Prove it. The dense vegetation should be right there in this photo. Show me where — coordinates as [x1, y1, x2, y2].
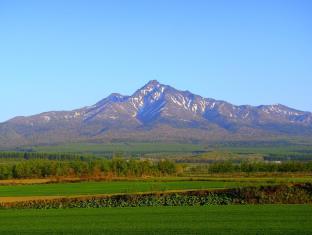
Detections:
[0, 158, 176, 179]
[1, 155, 312, 180]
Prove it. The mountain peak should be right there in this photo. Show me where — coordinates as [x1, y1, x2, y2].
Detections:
[141, 80, 164, 90]
[133, 80, 165, 97]
[108, 93, 124, 98]
[95, 93, 127, 107]
[106, 93, 127, 102]
[146, 80, 161, 87]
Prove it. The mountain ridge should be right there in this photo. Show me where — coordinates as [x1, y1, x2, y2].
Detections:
[1, 80, 312, 147]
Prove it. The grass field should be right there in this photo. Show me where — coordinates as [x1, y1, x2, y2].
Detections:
[0, 205, 311, 234]
[0, 180, 249, 197]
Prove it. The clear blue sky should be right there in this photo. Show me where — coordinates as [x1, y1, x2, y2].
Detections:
[0, 0, 311, 122]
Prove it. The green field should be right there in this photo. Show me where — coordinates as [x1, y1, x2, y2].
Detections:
[0, 180, 250, 197]
[1, 175, 311, 198]
[0, 205, 311, 234]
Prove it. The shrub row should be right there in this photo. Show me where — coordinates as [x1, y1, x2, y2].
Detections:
[1, 184, 311, 209]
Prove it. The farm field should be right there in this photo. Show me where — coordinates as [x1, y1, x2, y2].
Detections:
[0, 174, 311, 199]
[0, 205, 311, 234]
[0, 180, 252, 198]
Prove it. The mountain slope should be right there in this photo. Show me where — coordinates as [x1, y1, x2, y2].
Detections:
[1, 80, 312, 147]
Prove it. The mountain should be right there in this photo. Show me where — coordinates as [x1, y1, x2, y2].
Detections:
[1, 80, 312, 147]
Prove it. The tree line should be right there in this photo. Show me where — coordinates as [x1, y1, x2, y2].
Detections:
[189, 161, 312, 173]
[0, 158, 176, 180]
[0, 152, 96, 161]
